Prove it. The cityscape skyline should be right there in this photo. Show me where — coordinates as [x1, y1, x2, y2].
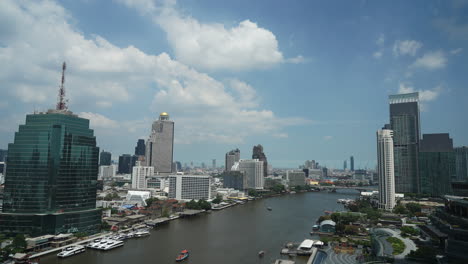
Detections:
[0, 0, 467, 169]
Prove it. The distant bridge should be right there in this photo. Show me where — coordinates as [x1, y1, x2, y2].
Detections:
[317, 185, 378, 192]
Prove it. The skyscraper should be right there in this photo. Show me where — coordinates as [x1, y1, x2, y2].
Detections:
[343, 160, 347, 170]
[118, 154, 136, 174]
[237, 159, 264, 189]
[145, 112, 174, 174]
[350, 156, 354, 171]
[0, 110, 101, 236]
[225, 148, 240, 172]
[212, 159, 216, 169]
[377, 129, 396, 210]
[0, 149, 7, 162]
[389, 92, 420, 193]
[132, 162, 154, 189]
[99, 151, 111, 166]
[252, 144, 268, 177]
[134, 139, 146, 156]
[419, 134, 455, 196]
[455, 147, 468, 182]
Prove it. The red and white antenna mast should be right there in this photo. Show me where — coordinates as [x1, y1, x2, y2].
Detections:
[56, 62, 68, 111]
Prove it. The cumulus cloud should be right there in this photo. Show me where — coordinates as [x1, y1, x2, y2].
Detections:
[120, 0, 303, 71]
[398, 82, 442, 111]
[0, 0, 306, 145]
[323, 136, 333, 141]
[393, 40, 422, 56]
[79, 112, 119, 128]
[411, 51, 447, 70]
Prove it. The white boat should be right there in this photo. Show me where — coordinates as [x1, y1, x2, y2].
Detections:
[88, 239, 109, 249]
[134, 229, 150, 237]
[57, 245, 86, 258]
[98, 240, 124, 250]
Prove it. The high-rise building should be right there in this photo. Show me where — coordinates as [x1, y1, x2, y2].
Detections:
[212, 159, 216, 169]
[99, 165, 116, 180]
[134, 139, 146, 156]
[99, 151, 112, 166]
[0, 110, 101, 236]
[350, 156, 355, 171]
[168, 175, 211, 200]
[419, 133, 455, 196]
[145, 112, 174, 174]
[174, 161, 182, 172]
[118, 154, 136, 174]
[286, 170, 306, 187]
[225, 148, 240, 172]
[377, 129, 396, 210]
[132, 162, 154, 189]
[343, 160, 347, 170]
[223, 171, 247, 190]
[389, 92, 420, 193]
[0, 149, 7, 162]
[455, 147, 468, 182]
[252, 145, 268, 177]
[237, 159, 264, 189]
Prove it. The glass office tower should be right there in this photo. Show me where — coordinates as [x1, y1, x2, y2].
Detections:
[389, 92, 420, 193]
[419, 133, 455, 196]
[0, 110, 101, 236]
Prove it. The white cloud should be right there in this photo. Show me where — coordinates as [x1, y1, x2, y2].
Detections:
[286, 55, 307, 64]
[0, 0, 306, 145]
[450, 48, 463, 55]
[79, 112, 119, 129]
[373, 51, 383, 59]
[376, 34, 385, 46]
[398, 82, 442, 111]
[393, 40, 422, 56]
[323, 136, 333, 141]
[411, 51, 447, 70]
[373, 34, 385, 59]
[120, 0, 302, 71]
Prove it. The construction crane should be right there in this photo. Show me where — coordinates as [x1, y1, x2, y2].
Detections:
[56, 62, 68, 111]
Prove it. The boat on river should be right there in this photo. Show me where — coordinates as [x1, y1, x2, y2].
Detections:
[267, 207, 272, 211]
[175, 249, 189, 262]
[57, 245, 85, 258]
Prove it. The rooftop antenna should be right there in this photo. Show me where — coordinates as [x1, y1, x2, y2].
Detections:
[56, 62, 68, 111]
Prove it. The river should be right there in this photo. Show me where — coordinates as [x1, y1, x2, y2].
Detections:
[42, 190, 359, 264]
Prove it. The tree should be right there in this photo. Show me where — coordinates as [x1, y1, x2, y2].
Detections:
[401, 226, 419, 237]
[11, 234, 26, 251]
[319, 215, 331, 223]
[344, 225, 359, 235]
[405, 203, 421, 215]
[248, 189, 259, 197]
[393, 204, 409, 215]
[212, 194, 222, 204]
[271, 184, 285, 193]
[145, 197, 159, 208]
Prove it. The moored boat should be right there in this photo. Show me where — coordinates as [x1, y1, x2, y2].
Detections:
[175, 249, 189, 262]
[57, 245, 86, 258]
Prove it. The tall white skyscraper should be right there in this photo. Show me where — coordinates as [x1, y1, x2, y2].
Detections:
[238, 159, 264, 189]
[132, 162, 154, 189]
[146, 112, 174, 174]
[377, 129, 396, 210]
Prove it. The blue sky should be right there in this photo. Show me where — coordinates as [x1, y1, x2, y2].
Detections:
[0, 0, 467, 168]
